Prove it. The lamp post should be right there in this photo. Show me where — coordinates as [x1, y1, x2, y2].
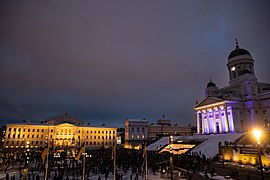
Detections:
[169, 135, 173, 180]
[82, 152, 89, 180]
[253, 129, 264, 180]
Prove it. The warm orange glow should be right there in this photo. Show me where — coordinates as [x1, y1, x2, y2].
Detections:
[252, 129, 262, 144]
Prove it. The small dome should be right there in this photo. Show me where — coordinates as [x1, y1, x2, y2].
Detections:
[228, 48, 251, 59]
[207, 81, 216, 88]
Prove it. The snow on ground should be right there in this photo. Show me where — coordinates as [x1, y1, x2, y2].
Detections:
[147, 133, 244, 158]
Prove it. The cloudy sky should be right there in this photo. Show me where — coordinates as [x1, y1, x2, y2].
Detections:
[1, 0, 270, 127]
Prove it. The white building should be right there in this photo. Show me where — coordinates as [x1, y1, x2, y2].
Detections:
[195, 40, 270, 134]
[124, 118, 148, 149]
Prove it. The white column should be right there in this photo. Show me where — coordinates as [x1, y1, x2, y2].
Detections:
[224, 105, 229, 132]
[212, 108, 216, 133]
[202, 110, 205, 134]
[206, 110, 210, 133]
[218, 107, 223, 133]
[197, 111, 201, 134]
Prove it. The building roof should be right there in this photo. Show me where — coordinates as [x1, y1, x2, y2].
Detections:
[45, 113, 83, 125]
[228, 47, 251, 59]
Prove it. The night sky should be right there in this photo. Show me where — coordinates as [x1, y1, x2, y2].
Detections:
[1, 1, 270, 127]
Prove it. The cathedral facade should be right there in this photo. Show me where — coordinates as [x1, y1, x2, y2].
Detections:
[194, 41, 270, 134]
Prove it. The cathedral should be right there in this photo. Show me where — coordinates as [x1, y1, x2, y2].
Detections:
[194, 40, 270, 134]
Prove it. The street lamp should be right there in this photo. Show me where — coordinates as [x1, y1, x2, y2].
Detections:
[252, 129, 264, 180]
[169, 135, 173, 180]
[82, 152, 89, 180]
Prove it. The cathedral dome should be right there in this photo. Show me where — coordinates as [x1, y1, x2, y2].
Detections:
[228, 48, 251, 59]
[228, 39, 251, 59]
[207, 80, 216, 88]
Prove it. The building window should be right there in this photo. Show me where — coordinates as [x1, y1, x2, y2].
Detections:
[142, 127, 144, 133]
[131, 135, 134, 138]
[37, 135, 38, 138]
[132, 127, 134, 133]
[42, 129, 44, 132]
[265, 119, 269, 128]
[51, 129, 53, 133]
[32, 135, 34, 138]
[137, 127, 140, 133]
[137, 135, 140, 138]
[33, 129, 35, 132]
[142, 135, 145, 139]
[28, 129, 30, 132]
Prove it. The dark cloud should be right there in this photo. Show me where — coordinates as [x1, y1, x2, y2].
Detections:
[0, 0, 270, 127]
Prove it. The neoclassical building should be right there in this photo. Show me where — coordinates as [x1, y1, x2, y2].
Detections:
[124, 116, 192, 149]
[195, 40, 270, 134]
[124, 118, 148, 149]
[3, 113, 117, 150]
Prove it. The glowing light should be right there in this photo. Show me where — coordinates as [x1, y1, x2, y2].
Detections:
[231, 67, 236, 71]
[253, 129, 262, 144]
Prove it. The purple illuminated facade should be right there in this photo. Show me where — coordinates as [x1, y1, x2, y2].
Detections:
[195, 41, 270, 134]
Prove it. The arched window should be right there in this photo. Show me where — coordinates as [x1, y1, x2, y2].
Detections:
[264, 119, 269, 128]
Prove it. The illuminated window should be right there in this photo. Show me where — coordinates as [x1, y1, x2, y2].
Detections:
[131, 135, 134, 138]
[137, 135, 140, 138]
[142, 135, 145, 138]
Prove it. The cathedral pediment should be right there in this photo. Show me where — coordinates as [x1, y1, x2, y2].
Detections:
[194, 97, 225, 110]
